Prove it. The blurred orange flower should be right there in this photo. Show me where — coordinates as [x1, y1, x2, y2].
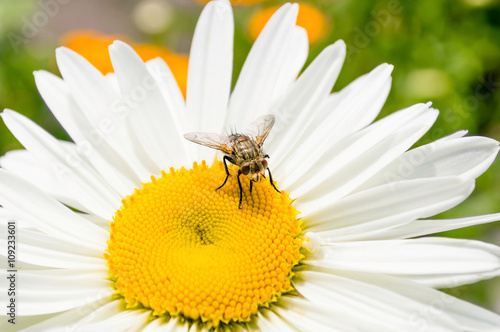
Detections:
[61, 31, 188, 97]
[248, 3, 330, 44]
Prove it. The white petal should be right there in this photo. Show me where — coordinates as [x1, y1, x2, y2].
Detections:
[305, 237, 500, 288]
[0, 169, 108, 250]
[186, 0, 233, 162]
[77, 211, 110, 229]
[1, 109, 121, 218]
[367, 213, 500, 240]
[306, 269, 500, 332]
[0, 208, 23, 227]
[325, 62, 393, 139]
[267, 40, 346, 165]
[77, 305, 149, 332]
[16, 299, 113, 332]
[326, 62, 393, 139]
[65, 301, 124, 331]
[145, 58, 185, 116]
[271, 26, 309, 104]
[143, 318, 190, 332]
[104, 72, 120, 91]
[17, 300, 146, 332]
[275, 297, 359, 332]
[0, 149, 89, 212]
[358, 135, 499, 191]
[308, 177, 474, 242]
[34, 70, 139, 196]
[187, 324, 210, 332]
[55, 46, 156, 182]
[287, 104, 438, 201]
[142, 319, 163, 331]
[436, 129, 468, 141]
[145, 58, 190, 163]
[294, 104, 438, 215]
[226, 3, 299, 128]
[252, 311, 297, 332]
[0, 209, 34, 232]
[294, 271, 462, 331]
[0, 314, 58, 331]
[0, 228, 106, 269]
[284, 103, 437, 198]
[15, 268, 112, 315]
[109, 41, 191, 170]
[272, 63, 393, 180]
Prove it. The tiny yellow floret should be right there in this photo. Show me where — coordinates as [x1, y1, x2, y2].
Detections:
[106, 161, 301, 326]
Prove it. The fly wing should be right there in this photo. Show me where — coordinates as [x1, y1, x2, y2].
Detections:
[245, 115, 275, 147]
[183, 132, 234, 155]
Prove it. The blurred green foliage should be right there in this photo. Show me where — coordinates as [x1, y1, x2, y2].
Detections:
[0, 0, 499, 313]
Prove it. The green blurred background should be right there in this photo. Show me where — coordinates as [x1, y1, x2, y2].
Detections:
[0, 0, 499, 313]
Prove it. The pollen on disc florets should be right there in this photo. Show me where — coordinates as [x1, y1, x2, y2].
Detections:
[105, 160, 302, 327]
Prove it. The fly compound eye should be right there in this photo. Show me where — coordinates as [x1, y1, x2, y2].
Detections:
[261, 159, 268, 169]
[241, 164, 250, 175]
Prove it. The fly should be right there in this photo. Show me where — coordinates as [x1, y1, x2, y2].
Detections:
[184, 114, 280, 209]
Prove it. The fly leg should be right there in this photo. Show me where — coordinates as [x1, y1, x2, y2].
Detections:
[237, 169, 244, 209]
[267, 167, 280, 193]
[249, 181, 253, 193]
[216, 155, 234, 191]
[263, 155, 280, 194]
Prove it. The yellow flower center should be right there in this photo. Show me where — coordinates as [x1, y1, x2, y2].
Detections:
[105, 161, 302, 327]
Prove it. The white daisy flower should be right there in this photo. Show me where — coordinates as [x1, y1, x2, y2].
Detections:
[2, 0, 500, 331]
